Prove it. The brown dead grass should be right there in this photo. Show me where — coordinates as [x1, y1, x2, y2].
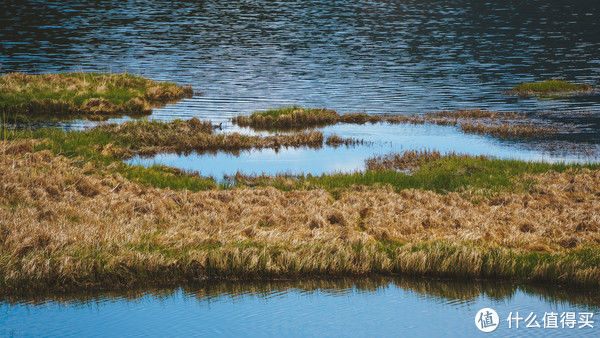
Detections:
[325, 134, 364, 147]
[2, 143, 600, 291]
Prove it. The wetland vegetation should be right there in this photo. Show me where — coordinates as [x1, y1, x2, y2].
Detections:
[1, 73, 599, 295]
[504, 79, 596, 97]
[233, 107, 561, 140]
[3, 121, 600, 293]
[0, 72, 193, 122]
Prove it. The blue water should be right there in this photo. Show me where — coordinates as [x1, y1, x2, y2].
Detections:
[1, 279, 599, 337]
[127, 122, 598, 177]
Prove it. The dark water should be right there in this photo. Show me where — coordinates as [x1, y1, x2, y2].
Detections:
[2, 0, 600, 123]
[2, 278, 600, 337]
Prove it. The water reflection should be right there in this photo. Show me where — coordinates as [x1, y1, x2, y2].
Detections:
[128, 123, 600, 177]
[2, 277, 599, 337]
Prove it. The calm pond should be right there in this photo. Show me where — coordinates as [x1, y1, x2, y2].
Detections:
[2, 0, 600, 335]
[2, 278, 600, 337]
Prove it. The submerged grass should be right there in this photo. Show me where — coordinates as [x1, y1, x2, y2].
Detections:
[0, 72, 194, 121]
[504, 79, 596, 97]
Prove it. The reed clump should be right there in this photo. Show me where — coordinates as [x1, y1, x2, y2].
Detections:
[232, 106, 339, 130]
[0, 72, 194, 121]
[325, 134, 364, 147]
[2, 145, 600, 292]
[504, 79, 596, 97]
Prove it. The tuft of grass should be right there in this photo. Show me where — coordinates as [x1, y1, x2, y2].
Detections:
[232, 106, 340, 130]
[504, 79, 595, 97]
[325, 134, 364, 147]
[0, 72, 194, 121]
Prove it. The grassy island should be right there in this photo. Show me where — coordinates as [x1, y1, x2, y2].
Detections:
[233, 107, 558, 140]
[0, 72, 194, 121]
[1, 120, 600, 293]
[504, 79, 595, 97]
[232, 106, 340, 130]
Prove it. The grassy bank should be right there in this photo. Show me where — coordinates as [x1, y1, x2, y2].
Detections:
[0, 72, 193, 121]
[232, 107, 559, 140]
[504, 79, 596, 97]
[2, 136, 600, 292]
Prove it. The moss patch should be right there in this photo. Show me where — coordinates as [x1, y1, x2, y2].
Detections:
[504, 79, 595, 97]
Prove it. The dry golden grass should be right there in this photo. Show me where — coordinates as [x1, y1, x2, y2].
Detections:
[459, 122, 557, 139]
[0, 72, 193, 121]
[2, 143, 600, 292]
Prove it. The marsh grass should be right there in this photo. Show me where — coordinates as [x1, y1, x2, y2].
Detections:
[0, 72, 194, 121]
[232, 106, 339, 130]
[235, 151, 600, 194]
[2, 145, 600, 292]
[5, 118, 325, 160]
[233, 107, 561, 140]
[504, 79, 596, 97]
[325, 134, 365, 147]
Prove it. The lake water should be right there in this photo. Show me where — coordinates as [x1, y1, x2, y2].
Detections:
[2, 1, 600, 334]
[4, 0, 600, 173]
[128, 122, 600, 177]
[2, 278, 599, 337]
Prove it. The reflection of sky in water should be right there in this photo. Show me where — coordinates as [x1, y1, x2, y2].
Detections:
[1, 282, 596, 337]
[128, 123, 598, 177]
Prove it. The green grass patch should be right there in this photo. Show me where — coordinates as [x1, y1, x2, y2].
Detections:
[120, 164, 217, 191]
[505, 79, 594, 97]
[0, 72, 193, 121]
[232, 106, 340, 130]
[249, 106, 331, 119]
[238, 156, 600, 194]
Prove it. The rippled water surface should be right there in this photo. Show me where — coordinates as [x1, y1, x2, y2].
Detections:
[2, 278, 600, 337]
[2, 0, 600, 122]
